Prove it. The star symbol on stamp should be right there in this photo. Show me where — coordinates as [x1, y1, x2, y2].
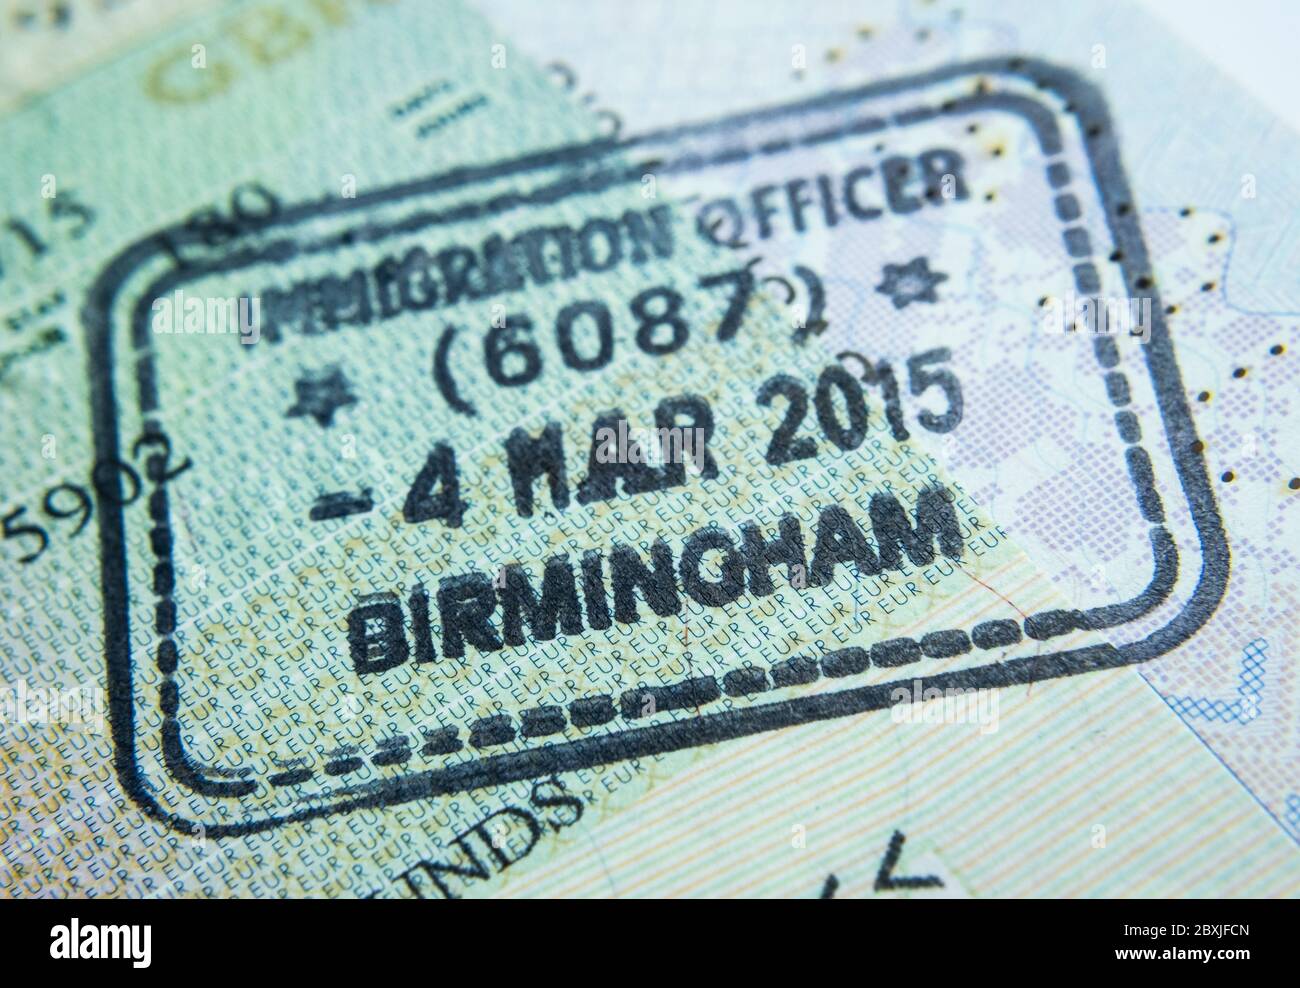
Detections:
[875, 256, 948, 309]
[286, 366, 357, 428]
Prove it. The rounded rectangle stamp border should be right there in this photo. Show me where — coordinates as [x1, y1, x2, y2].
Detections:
[83, 57, 1227, 836]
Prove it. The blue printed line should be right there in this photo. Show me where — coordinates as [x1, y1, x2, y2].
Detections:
[1163, 638, 1267, 725]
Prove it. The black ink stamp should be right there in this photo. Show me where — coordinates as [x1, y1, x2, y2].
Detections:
[85, 59, 1226, 835]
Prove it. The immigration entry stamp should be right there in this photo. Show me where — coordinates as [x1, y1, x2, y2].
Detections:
[85, 58, 1223, 835]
